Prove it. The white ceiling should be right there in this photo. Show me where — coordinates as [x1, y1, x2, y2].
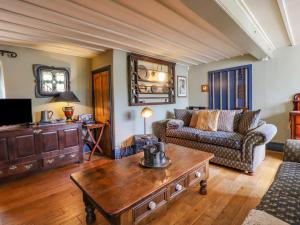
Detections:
[0, 0, 298, 64]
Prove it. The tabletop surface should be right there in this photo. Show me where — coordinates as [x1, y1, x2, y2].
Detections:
[70, 144, 214, 216]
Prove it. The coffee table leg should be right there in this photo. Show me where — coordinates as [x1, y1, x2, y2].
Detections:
[200, 180, 207, 195]
[83, 193, 96, 224]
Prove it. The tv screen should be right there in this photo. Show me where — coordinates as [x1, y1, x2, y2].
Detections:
[0, 99, 33, 126]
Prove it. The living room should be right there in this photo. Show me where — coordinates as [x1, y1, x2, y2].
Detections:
[0, 0, 299, 225]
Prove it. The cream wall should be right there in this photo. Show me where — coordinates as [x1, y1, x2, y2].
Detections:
[112, 50, 189, 148]
[0, 45, 92, 122]
[188, 45, 300, 143]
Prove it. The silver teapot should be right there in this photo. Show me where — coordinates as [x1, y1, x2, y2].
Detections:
[140, 141, 171, 168]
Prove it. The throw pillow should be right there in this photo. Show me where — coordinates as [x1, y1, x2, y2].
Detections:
[233, 111, 243, 132]
[189, 110, 199, 127]
[238, 109, 261, 134]
[217, 110, 236, 132]
[174, 109, 192, 126]
[195, 110, 220, 131]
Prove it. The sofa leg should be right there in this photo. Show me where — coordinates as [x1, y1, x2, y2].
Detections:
[245, 170, 254, 176]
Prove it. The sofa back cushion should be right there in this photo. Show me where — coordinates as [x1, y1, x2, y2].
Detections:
[174, 109, 193, 126]
[189, 110, 199, 128]
[217, 110, 237, 132]
[238, 109, 261, 134]
[195, 110, 220, 131]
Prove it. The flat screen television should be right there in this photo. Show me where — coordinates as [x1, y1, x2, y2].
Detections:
[0, 99, 33, 126]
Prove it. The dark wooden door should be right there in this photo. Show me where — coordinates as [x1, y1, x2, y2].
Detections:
[92, 67, 113, 157]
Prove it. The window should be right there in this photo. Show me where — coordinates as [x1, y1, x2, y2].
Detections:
[0, 62, 5, 98]
[33, 64, 70, 98]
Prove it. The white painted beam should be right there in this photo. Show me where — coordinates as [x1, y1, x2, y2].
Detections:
[215, 0, 275, 58]
[277, 0, 296, 46]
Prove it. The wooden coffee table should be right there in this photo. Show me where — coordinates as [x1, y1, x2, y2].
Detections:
[70, 144, 214, 225]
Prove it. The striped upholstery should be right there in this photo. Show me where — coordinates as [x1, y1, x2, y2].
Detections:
[217, 110, 236, 132]
[238, 110, 261, 134]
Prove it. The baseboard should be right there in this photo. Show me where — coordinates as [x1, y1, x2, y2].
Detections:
[266, 142, 284, 152]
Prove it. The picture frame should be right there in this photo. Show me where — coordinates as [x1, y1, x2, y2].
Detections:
[177, 76, 187, 97]
[201, 84, 209, 92]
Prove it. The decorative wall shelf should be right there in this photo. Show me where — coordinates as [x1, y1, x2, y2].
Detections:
[128, 53, 175, 106]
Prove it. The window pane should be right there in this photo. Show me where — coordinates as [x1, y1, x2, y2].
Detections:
[56, 83, 65, 92]
[42, 71, 53, 81]
[42, 82, 53, 92]
[55, 72, 65, 82]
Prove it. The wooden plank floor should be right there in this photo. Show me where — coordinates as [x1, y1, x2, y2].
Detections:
[0, 151, 283, 225]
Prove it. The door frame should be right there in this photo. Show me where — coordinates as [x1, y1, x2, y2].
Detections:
[91, 66, 115, 157]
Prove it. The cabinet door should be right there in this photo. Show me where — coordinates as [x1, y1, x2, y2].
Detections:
[12, 132, 38, 163]
[40, 131, 60, 154]
[62, 128, 80, 152]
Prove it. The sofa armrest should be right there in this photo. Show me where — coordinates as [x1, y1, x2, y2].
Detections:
[242, 124, 277, 162]
[152, 120, 170, 142]
[283, 139, 300, 162]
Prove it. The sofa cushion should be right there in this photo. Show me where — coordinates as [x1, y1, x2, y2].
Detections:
[166, 127, 244, 150]
[238, 109, 261, 134]
[166, 127, 199, 141]
[196, 130, 244, 150]
[257, 191, 300, 225]
[189, 110, 199, 128]
[271, 162, 300, 198]
[196, 110, 220, 131]
[257, 162, 300, 225]
[217, 110, 236, 132]
[174, 109, 193, 126]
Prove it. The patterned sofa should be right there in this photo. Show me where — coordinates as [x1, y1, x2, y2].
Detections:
[153, 110, 277, 174]
[255, 139, 300, 225]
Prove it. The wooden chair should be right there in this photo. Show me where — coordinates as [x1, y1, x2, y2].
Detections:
[83, 123, 105, 161]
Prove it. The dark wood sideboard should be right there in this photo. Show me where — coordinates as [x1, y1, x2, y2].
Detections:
[290, 93, 300, 139]
[0, 122, 83, 181]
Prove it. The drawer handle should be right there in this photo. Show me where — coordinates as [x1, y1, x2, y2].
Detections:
[175, 184, 183, 192]
[47, 159, 55, 164]
[59, 154, 65, 159]
[0, 170, 2, 175]
[25, 164, 33, 170]
[9, 165, 17, 170]
[195, 171, 201, 178]
[33, 129, 42, 134]
[148, 201, 156, 210]
[70, 154, 76, 158]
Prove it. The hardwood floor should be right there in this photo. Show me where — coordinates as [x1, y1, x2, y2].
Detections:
[0, 151, 283, 225]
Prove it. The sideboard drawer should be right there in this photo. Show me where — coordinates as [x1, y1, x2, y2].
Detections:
[188, 165, 206, 186]
[169, 176, 187, 199]
[133, 188, 168, 223]
[0, 161, 38, 178]
[43, 152, 79, 169]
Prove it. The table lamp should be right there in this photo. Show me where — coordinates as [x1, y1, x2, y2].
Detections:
[52, 91, 80, 122]
[141, 107, 153, 137]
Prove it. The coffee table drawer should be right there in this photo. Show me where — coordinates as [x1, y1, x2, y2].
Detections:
[169, 176, 187, 199]
[188, 165, 206, 186]
[133, 188, 168, 223]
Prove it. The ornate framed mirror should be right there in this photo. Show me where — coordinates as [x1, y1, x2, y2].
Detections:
[33, 64, 70, 98]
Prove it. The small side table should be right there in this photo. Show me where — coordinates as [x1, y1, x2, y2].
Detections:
[133, 134, 158, 154]
[83, 123, 105, 161]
